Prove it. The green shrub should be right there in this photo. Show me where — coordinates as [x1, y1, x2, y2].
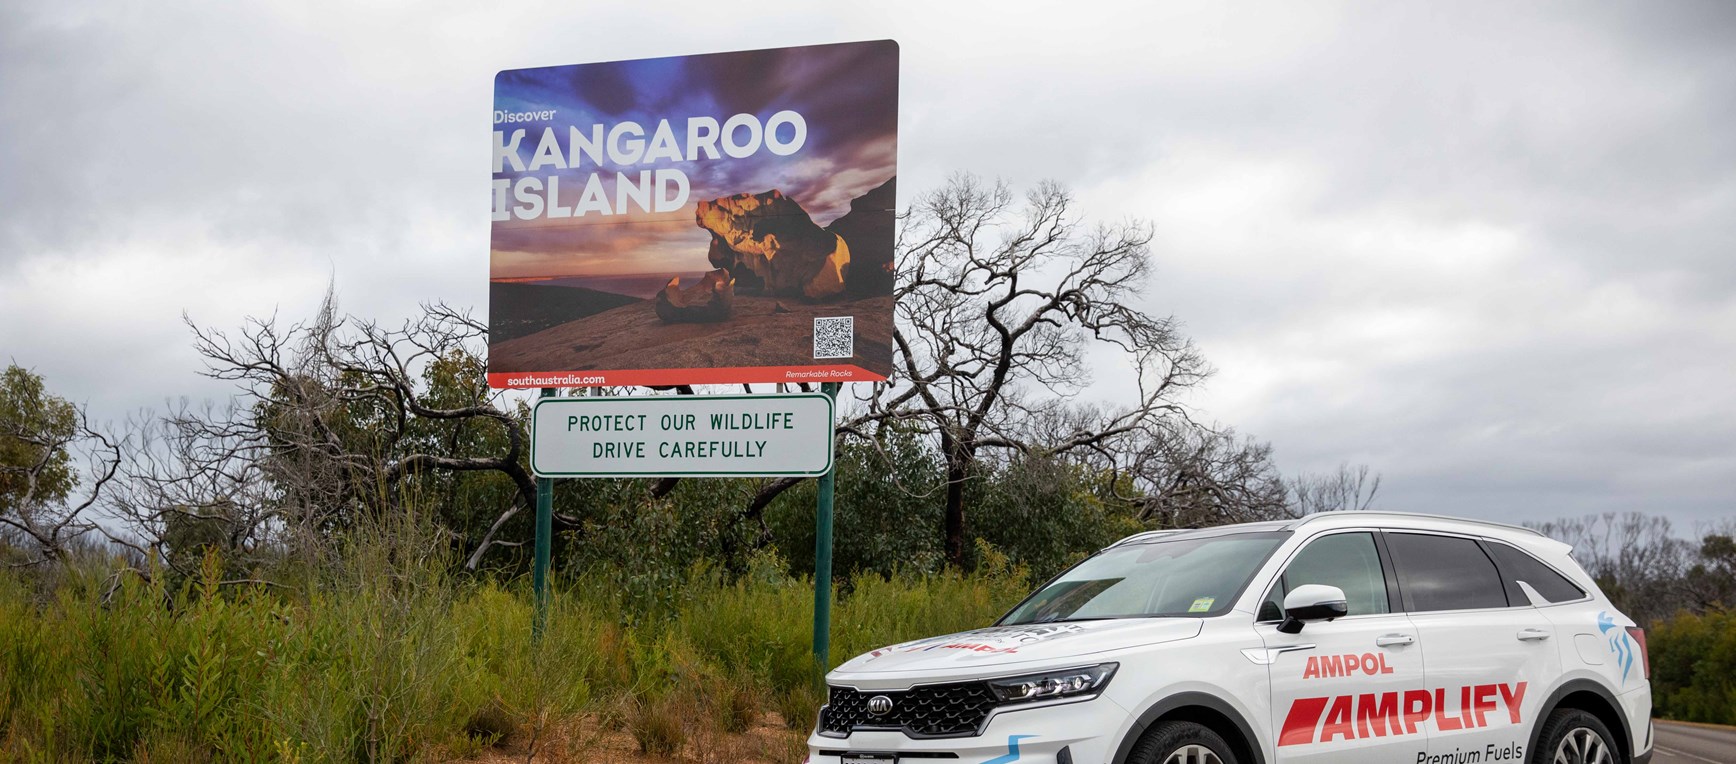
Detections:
[829, 545, 1030, 668]
[460, 698, 516, 748]
[768, 430, 948, 581]
[772, 685, 822, 731]
[967, 456, 1144, 581]
[674, 558, 817, 696]
[712, 677, 762, 734]
[626, 695, 685, 756]
[1649, 609, 1736, 724]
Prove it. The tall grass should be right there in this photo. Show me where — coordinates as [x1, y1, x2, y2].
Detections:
[0, 535, 1027, 763]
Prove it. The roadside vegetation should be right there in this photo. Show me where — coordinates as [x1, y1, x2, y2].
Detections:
[3, 178, 1730, 762]
[0, 508, 1031, 763]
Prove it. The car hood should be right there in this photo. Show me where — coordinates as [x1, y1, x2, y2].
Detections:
[832, 618, 1204, 678]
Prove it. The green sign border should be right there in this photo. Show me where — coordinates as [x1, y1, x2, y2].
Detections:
[529, 392, 836, 478]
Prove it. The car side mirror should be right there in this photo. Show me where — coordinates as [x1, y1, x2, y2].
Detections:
[1277, 584, 1349, 634]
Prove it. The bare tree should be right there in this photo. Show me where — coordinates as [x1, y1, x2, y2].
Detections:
[105, 399, 287, 580]
[860, 175, 1210, 566]
[1127, 425, 1292, 527]
[1530, 512, 1694, 625]
[1287, 463, 1382, 515]
[108, 292, 543, 575]
[1681, 525, 1736, 614]
[0, 364, 121, 565]
[568, 178, 1312, 566]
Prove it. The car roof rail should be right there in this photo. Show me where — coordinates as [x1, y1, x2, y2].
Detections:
[1279, 510, 1544, 538]
[1105, 529, 1190, 548]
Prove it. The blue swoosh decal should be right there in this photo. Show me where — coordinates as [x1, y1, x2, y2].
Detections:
[983, 734, 1038, 764]
[1611, 635, 1624, 684]
[1597, 610, 1634, 682]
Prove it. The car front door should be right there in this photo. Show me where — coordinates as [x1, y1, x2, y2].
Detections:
[1259, 531, 1428, 763]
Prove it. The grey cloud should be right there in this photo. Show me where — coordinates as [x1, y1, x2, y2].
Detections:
[2, 0, 1731, 531]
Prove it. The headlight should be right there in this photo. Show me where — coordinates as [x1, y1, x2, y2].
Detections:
[987, 663, 1117, 704]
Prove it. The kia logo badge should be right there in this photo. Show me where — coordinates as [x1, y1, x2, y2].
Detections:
[867, 695, 894, 716]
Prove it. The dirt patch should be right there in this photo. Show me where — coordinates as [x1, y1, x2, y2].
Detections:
[460, 712, 808, 764]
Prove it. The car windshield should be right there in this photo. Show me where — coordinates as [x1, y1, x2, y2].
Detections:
[1000, 532, 1288, 624]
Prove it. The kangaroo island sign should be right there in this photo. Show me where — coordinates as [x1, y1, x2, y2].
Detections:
[487, 41, 899, 389]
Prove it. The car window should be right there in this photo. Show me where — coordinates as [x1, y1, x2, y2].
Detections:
[1000, 532, 1288, 624]
[1487, 541, 1585, 604]
[1386, 532, 1509, 611]
[1260, 532, 1391, 621]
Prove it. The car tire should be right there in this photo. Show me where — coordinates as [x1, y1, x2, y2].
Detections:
[1533, 707, 1622, 764]
[1126, 720, 1239, 764]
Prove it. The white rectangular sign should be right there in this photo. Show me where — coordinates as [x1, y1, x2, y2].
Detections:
[530, 393, 835, 478]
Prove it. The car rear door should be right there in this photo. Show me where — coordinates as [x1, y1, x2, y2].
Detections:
[1384, 532, 1561, 763]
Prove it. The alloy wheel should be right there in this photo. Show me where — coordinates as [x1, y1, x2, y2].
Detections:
[1162, 744, 1224, 764]
[1553, 727, 1614, 764]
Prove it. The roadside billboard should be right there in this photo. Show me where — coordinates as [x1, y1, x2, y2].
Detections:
[488, 41, 898, 389]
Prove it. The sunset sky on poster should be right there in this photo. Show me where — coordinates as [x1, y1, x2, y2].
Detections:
[490, 41, 898, 280]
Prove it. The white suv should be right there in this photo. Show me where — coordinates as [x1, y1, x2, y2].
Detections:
[807, 512, 1652, 764]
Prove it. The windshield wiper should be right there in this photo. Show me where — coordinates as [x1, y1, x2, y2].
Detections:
[1024, 615, 1120, 625]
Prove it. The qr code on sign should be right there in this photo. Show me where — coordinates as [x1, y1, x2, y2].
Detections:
[813, 316, 854, 359]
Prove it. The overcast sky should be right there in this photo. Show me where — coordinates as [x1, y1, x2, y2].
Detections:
[3, 1, 1732, 530]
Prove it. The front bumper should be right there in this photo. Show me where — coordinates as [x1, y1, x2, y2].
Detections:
[807, 693, 1130, 764]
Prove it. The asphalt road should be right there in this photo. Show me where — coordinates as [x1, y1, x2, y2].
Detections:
[1653, 721, 1736, 764]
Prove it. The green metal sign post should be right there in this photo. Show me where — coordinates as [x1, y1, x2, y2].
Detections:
[533, 387, 555, 641]
[812, 381, 840, 679]
[526, 382, 842, 666]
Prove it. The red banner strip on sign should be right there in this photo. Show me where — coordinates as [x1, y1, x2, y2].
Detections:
[486, 365, 885, 389]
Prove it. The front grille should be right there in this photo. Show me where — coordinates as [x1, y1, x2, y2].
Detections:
[820, 682, 1001, 738]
